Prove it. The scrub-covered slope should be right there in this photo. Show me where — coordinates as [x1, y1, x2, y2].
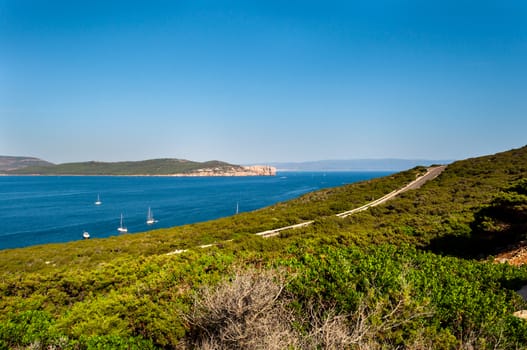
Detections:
[1, 145, 527, 349]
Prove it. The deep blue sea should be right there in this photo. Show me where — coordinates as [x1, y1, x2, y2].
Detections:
[0, 172, 392, 250]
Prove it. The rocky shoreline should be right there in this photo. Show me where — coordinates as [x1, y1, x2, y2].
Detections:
[164, 165, 276, 177]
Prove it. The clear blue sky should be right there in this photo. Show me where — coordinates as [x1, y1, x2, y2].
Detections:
[1, 0, 526, 164]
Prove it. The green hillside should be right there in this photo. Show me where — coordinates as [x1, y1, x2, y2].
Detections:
[1, 146, 527, 349]
[0, 156, 53, 171]
[5, 158, 242, 175]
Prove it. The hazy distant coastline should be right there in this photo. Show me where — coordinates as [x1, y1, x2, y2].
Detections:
[0, 156, 54, 172]
[1, 155, 453, 175]
[268, 159, 453, 171]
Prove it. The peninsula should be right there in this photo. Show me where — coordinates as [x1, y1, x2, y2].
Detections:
[1, 157, 276, 176]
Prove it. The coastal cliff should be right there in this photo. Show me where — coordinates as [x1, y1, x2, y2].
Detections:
[183, 165, 276, 177]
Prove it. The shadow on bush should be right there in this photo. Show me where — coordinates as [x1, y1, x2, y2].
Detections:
[427, 179, 527, 259]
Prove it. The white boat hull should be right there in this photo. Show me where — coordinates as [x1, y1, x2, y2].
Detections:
[118, 213, 127, 232]
[146, 207, 156, 225]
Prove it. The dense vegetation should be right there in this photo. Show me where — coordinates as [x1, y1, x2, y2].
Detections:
[469, 179, 527, 255]
[1, 146, 527, 349]
[4, 159, 243, 175]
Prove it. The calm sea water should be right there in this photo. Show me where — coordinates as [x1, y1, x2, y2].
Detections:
[0, 172, 392, 250]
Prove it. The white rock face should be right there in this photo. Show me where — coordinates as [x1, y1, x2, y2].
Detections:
[240, 165, 276, 176]
[171, 165, 276, 177]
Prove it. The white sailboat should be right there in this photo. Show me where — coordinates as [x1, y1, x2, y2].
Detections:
[146, 207, 156, 225]
[82, 231, 90, 239]
[94, 194, 102, 205]
[117, 213, 128, 233]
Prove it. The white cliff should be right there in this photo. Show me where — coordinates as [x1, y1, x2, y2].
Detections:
[173, 165, 276, 177]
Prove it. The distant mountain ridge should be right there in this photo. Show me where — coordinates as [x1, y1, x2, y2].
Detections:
[269, 158, 453, 171]
[0, 156, 54, 171]
[2, 157, 275, 176]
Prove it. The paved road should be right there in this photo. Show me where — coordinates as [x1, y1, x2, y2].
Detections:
[404, 165, 446, 191]
[167, 165, 447, 252]
[336, 165, 446, 218]
[254, 221, 315, 238]
[259, 165, 447, 237]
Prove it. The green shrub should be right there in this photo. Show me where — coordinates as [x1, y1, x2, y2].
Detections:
[0, 310, 63, 349]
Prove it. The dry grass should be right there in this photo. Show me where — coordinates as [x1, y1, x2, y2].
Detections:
[183, 268, 437, 350]
[183, 268, 298, 350]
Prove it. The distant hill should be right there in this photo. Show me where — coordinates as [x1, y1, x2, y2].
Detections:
[269, 158, 453, 171]
[0, 156, 54, 171]
[4, 158, 275, 176]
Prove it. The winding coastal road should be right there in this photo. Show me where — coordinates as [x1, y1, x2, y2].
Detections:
[167, 165, 447, 253]
[335, 165, 446, 218]
[257, 165, 446, 238]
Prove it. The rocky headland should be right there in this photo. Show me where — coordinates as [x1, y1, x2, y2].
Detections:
[181, 165, 276, 177]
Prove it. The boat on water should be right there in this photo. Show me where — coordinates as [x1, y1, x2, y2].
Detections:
[146, 207, 156, 225]
[94, 194, 102, 205]
[117, 213, 128, 233]
[82, 231, 90, 239]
